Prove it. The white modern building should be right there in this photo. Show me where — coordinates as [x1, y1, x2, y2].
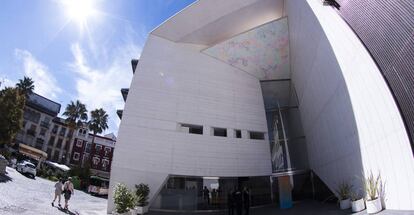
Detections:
[109, 0, 414, 212]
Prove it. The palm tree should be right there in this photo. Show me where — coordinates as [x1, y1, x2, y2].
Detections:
[63, 100, 88, 164]
[16, 76, 34, 97]
[88, 108, 109, 151]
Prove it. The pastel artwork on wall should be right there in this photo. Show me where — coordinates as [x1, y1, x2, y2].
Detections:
[203, 18, 290, 80]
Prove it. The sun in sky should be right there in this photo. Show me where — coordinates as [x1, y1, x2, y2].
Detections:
[62, 0, 98, 30]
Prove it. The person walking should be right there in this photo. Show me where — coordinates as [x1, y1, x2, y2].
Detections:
[242, 187, 250, 215]
[63, 177, 74, 210]
[51, 178, 63, 207]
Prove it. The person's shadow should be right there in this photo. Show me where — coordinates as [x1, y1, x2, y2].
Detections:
[56, 205, 79, 215]
[0, 173, 12, 183]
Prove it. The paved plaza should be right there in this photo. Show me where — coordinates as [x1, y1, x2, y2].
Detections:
[1, 167, 411, 215]
[0, 167, 107, 215]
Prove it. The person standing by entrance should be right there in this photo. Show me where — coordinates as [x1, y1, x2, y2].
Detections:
[227, 189, 235, 215]
[63, 177, 74, 210]
[51, 178, 63, 207]
[203, 186, 210, 205]
[242, 187, 250, 215]
[234, 187, 243, 215]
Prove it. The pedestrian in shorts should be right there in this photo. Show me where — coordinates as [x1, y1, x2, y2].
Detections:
[51, 178, 63, 207]
[63, 177, 74, 210]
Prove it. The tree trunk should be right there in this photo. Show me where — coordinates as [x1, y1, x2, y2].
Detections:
[66, 128, 76, 165]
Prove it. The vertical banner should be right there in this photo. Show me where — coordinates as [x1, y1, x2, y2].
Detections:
[278, 175, 292, 209]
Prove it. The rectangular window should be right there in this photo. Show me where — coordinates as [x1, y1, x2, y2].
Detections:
[40, 128, 47, 136]
[102, 159, 109, 170]
[235, 129, 242, 138]
[249, 131, 265, 140]
[178, 123, 203, 135]
[95, 145, 102, 152]
[85, 143, 91, 153]
[56, 139, 63, 148]
[23, 109, 41, 123]
[53, 152, 59, 162]
[73, 152, 80, 161]
[82, 153, 90, 166]
[59, 127, 66, 136]
[213, 127, 227, 137]
[92, 157, 100, 165]
[35, 138, 44, 150]
[65, 140, 70, 150]
[76, 139, 83, 147]
[47, 148, 52, 159]
[104, 147, 111, 157]
[52, 125, 58, 134]
[48, 136, 56, 146]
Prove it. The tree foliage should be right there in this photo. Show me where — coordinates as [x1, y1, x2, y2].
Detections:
[15, 76, 34, 97]
[62, 100, 88, 163]
[0, 87, 25, 147]
[88, 108, 108, 135]
[63, 100, 88, 130]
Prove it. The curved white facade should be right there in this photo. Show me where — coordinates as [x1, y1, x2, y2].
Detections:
[109, 0, 414, 212]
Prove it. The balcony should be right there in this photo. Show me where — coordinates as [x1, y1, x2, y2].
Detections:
[121, 88, 129, 102]
[27, 129, 36, 137]
[131, 59, 139, 74]
[67, 131, 73, 138]
[40, 121, 50, 128]
[116, 110, 123, 120]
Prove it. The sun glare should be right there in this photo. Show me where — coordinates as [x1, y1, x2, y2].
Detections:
[64, 0, 96, 28]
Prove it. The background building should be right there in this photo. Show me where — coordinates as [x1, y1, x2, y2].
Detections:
[14, 93, 66, 165]
[109, 0, 414, 212]
[13, 92, 116, 175]
[70, 132, 116, 179]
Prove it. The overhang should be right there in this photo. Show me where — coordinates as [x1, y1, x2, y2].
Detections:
[151, 0, 285, 46]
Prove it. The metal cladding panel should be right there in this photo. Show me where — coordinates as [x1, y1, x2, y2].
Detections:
[336, 0, 414, 152]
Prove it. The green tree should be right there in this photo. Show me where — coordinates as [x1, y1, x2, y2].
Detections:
[88, 108, 109, 148]
[15, 76, 34, 97]
[63, 100, 88, 164]
[0, 87, 25, 148]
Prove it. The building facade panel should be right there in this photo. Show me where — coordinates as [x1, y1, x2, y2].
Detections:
[336, 0, 414, 151]
[109, 0, 414, 212]
[109, 34, 272, 211]
[287, 0, 414, 209]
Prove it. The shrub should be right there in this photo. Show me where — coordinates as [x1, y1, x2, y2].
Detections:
[114, 183, 135, 213]
[71, 176, 81, 190]
[135, 183, 150, 206]
[48, 175, 59, 182]
[335, 182, 352, 200]
[365, 172, 381, 201]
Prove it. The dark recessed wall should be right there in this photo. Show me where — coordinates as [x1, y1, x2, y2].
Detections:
[335, 0, 414, 153]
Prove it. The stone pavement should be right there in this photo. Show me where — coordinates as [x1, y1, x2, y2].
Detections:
[0, 167, 107, 215]
[147, 201, 414, 215]
[148, 201, 348, 215]
[1, 166, 412, 215]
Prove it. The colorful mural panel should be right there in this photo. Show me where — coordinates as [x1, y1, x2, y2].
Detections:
[203, 18, 290, 80]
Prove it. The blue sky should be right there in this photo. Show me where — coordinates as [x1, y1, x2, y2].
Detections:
[0, 0, 195, 135]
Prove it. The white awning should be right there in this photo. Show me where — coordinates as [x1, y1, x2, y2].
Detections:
[45, 161, 70, 171]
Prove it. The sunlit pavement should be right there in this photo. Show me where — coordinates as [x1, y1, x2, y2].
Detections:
[1, 166, 411, 215]
[0, 167, 107, 215]
[147, 200, 413, 215]
[148, 201, 349, 215]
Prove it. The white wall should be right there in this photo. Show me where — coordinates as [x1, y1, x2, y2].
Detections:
[108, 35, 271, 212]
[287, 0, 414, 210]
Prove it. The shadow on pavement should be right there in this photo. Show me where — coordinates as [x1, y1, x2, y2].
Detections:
[0, 172, 13, 183]
[57, 206, 79, 215]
